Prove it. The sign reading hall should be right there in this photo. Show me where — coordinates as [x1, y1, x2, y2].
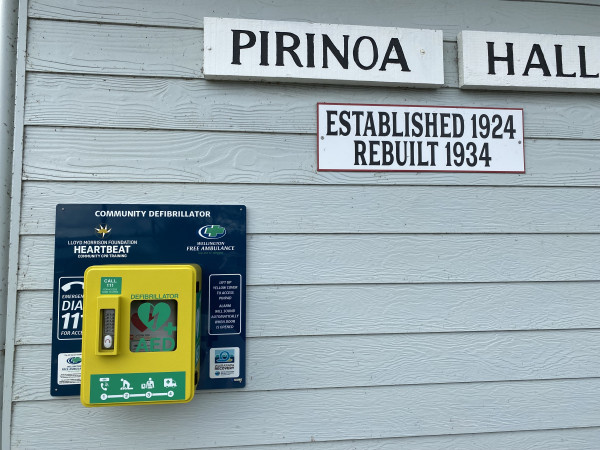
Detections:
[459, 31, 600, 92]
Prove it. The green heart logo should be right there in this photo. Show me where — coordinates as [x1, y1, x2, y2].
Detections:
[137, 302, 171, 331]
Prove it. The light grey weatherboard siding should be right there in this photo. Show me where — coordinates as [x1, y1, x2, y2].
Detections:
[21, 130, 600, 186]
[9, 0, 600, 448]
[27, 19, 205, 79]
[14, 329, 600, 401]
[26, 20, 458, 83]
[25, 73, 600, 139]
[19, 183, 600, 233]
[195, 427, 600, 450]
[11, 379, 600, 448]
[17, 234, 600, 290]
[27, 0, 600, 39]
[15, 282, 600, 344]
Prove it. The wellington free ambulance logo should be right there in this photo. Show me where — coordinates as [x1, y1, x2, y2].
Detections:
[198, 225, 226, 240]
[95, 224, 112, 238]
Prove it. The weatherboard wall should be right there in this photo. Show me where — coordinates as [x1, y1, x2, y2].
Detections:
[6, 0, 600, 448]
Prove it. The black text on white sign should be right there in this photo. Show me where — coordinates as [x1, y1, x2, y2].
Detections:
[318, 103, 525, 173]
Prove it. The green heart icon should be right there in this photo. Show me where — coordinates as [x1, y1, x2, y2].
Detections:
[137, 302, 171, 331]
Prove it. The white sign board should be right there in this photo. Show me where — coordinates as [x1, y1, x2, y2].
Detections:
[317, 103, 525, 173]
[459, 31, 600, 92]
[204, 17, 444, 87]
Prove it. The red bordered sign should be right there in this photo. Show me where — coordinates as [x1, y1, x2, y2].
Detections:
[317, 103, 525, 173]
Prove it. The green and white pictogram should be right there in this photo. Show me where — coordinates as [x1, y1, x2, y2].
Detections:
[90, 371, 186, 404]
[130, 300, 178, 352]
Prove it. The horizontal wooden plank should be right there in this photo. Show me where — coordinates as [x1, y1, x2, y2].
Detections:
[17, 234, 600, 290]
[247, 234, 600, 285]
[14, 330, 600, 401]
[21, 128, 600, 186]
[24, 73, 600, 139]
[28, 0, 600, 40]
[26, 20, 458, 84]
[19, 182, 600, 234]
[15, 281, 600, 345]
[11, 379, 600, 448]
[27, 19, 203, 78]
[25, 19, 457, 85]
[199, 427, 600, 450]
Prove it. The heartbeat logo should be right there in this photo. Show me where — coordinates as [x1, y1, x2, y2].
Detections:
[95, 224, 111, 238]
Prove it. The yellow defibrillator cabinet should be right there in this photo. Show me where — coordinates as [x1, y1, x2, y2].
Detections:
[80, 264, 201, 406]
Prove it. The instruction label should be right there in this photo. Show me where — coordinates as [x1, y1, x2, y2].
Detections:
[89, 371, 185, 404]
[209, 274, 242, 335]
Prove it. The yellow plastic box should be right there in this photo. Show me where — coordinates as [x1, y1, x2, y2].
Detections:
[80, 264, 201, 406]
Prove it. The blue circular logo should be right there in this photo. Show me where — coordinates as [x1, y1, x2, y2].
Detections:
[198, 225, 227, 240]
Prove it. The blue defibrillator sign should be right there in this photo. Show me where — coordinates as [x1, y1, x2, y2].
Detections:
[51, 204, 246, 397]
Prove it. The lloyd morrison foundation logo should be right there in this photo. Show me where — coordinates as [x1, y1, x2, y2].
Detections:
[198, 225, 227, 240]
[95, 224, 111, 238]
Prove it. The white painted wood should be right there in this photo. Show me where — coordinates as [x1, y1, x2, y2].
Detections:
[16, 234, 600, 290]
[459, 31, 600, 92]
[204, 18, 444, 87]
[27, 19, 203, 78]
[27, 0, 600, 40]
[21, 129, 600, 186]
[18, 182, 600, 234]
[15, 281, 600, 344]
[197, 427, 600, 450]
[14, 329, 600, 401]
[24, 73, 600, 140]
[11, 379, 600, 448]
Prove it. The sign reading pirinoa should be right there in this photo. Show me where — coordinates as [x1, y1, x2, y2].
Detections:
[203, 17, 443, 87]
[318, 103, 524, 173]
